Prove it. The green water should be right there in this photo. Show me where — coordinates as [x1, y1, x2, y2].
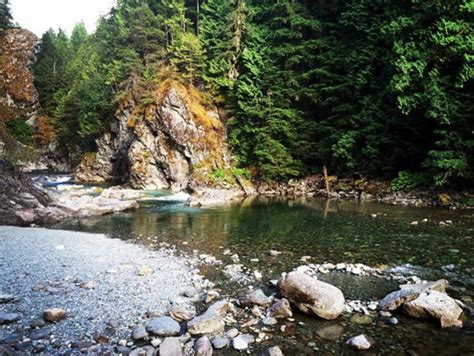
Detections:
[57, 197, 474, 355]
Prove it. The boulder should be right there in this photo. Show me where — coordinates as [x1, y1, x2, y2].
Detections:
[240, 289, 271, 307]
[146, 316, 181, 337]
[278, 272, 345, 320]
[194, 336, 213, 356]
[379, 279, 449, 311]
[403, 291, 464, 328]
[187, 301, 229, 335]
[159, 337, 183, 356]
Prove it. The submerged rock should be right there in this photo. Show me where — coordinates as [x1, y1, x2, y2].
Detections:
[346, 334, 374, 350]
[278, 272, 345, 320]
[315, 324, 344, 341]
[266, 346, 284, 356]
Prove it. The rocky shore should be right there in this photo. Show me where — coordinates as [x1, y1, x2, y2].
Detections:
[1, 226, 471, 355]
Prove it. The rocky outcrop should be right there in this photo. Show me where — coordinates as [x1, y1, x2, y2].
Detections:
[75, 83, 235, 193]
[278, 271, 345, 320]
[0, 28, 39, 122]
[0, 160, 51, 226]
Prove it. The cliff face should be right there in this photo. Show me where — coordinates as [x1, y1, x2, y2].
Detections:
[0, 28, 39, 123]
[75, 81, 234, 192]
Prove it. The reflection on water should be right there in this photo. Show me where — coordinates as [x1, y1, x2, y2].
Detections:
[56, 197, 474, 355]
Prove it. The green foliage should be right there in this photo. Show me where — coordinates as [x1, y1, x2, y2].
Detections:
[5, 119, 33, 144]
[32, 0, 473, 188]
[391, 171, 430, 192]
[0, 0, 12, 32]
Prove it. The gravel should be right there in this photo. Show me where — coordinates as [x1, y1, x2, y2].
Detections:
[0, 226, 210, 349]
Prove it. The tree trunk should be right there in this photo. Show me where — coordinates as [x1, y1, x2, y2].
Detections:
[323, 165, 330, 194]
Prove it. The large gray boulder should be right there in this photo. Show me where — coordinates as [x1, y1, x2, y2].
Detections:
[278, 272, 345, 320]
[403, 291, 464, 328]
[379, 279, 448, 311]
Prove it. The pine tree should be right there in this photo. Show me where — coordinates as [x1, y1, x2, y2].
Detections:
[0, 0, 12, 33]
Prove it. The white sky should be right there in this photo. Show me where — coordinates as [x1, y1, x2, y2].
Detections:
[11, 0, 116, 37]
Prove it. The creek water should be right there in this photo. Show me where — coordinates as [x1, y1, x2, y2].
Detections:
[55, 194, 474, 355]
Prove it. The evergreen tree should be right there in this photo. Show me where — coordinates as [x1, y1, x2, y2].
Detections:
[0, 0, 12, 33]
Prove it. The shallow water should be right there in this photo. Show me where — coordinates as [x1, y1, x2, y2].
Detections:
[57, 196, 474, 355]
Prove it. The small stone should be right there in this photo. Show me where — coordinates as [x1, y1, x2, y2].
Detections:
[346, 334, 374, 350]
[0, 294, 16, 304]
[138, 266, 154, 277]
[211, 335, 229, 349]
[307, 342, 316, 348]
[336, 263, 345, 270]
[118, 339, 128, 347]
[240, 289, 271, 307]
[194, 336, 213, 356]
[93, 332, 110, 344]
[132, 325, 149, 340]
[43, 308, 67, 322]
[80, 281, 96, 289]
[315, 324, 344, 341]
[30, 319, 46, 328]
[29, 329, 50, 340]
[387, 317, 399, 325]
[205, 291, 220, 303]
[151, 338, 162, 347]
[130, 347, 146, 356]
[159, 337, 183, 356]
[266, 346, 284, 356]
[170, 304, 196, 322]
[262, 317, 278, 326]
[269, 299, 293, 319]
[0, 312, 20, 325]
[350, 314, 373, 325]
[227, 328, 239, 339]
[269, 250, 282, 257]
[183, 288, 198, 298]
[146, 317, 181, 337]
[351, 267, 362, 275]
[232, 334, 254, 351]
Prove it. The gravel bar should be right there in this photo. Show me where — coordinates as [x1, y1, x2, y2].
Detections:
[0, 226, 208, 350]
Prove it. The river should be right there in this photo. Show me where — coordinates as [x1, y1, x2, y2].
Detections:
[54, 194, 474, 355]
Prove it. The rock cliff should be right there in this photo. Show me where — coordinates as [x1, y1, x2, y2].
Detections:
[75, 81, 235, 192]
[0, 28, 39, 123]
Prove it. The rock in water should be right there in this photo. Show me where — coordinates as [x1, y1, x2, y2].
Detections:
[194, 336, 213, 356]
[315, 324, 344, 341]
[266, 346, 284, 356]
[240, 289, 271, 307]
[403, 291, 464, 328]
[346, 334, 374, 350]
[278, 272, 345, 320]
[146, 316, 181, 336]
[269, 299, 293, 318]
[43, 308, 67, 322]
[159, 337, 183, 356]
[379, 279, 449, 311]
